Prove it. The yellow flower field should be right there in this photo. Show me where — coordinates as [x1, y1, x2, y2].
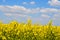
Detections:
[0, 20, 60, 40]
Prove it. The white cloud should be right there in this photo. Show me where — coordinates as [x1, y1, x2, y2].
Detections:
[22, 1, 35, 5]
[23, 2, 27, 5]
[48, 0, 60, 6]
[5, 13, 12, 16]
[0, 6, 26, 14]
[5, 13, 27, 17]
[0, 5, 32, 17]
[0, 5, 60, 25]
[0, 5, 40, 15]
[40, 8, 60, 13]
[30, 1, 35, 5]
[0, 5, 60, 19]
[54, 14, 59, 17]
[41, 14, 50, 18]
[53, 14, 60, 20]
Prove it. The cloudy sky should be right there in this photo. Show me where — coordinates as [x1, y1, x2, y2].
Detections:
[0, 0, 60, 25]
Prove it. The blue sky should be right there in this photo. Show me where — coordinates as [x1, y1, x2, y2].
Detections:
[0, 0, 60, 25]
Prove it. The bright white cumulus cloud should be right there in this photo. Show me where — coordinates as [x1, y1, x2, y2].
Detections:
[30, 1, 35, 5]
[48, 0, 60, 6]
[40, 8, 60, 13]
[22, 1, 35, 5]
[41, 14, 50, 18]
[23, 2, 27, 5]
[0, 5, 40, 14]
[0, 5, 60, 14]
[0, 5, 60, 22]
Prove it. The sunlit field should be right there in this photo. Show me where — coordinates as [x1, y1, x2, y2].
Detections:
[0, 20, 60, 40]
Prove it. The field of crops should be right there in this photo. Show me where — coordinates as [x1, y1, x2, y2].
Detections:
[0, 20, 60, 40]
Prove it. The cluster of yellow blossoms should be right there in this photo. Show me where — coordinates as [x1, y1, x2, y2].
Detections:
[0, 20, 60, 40]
